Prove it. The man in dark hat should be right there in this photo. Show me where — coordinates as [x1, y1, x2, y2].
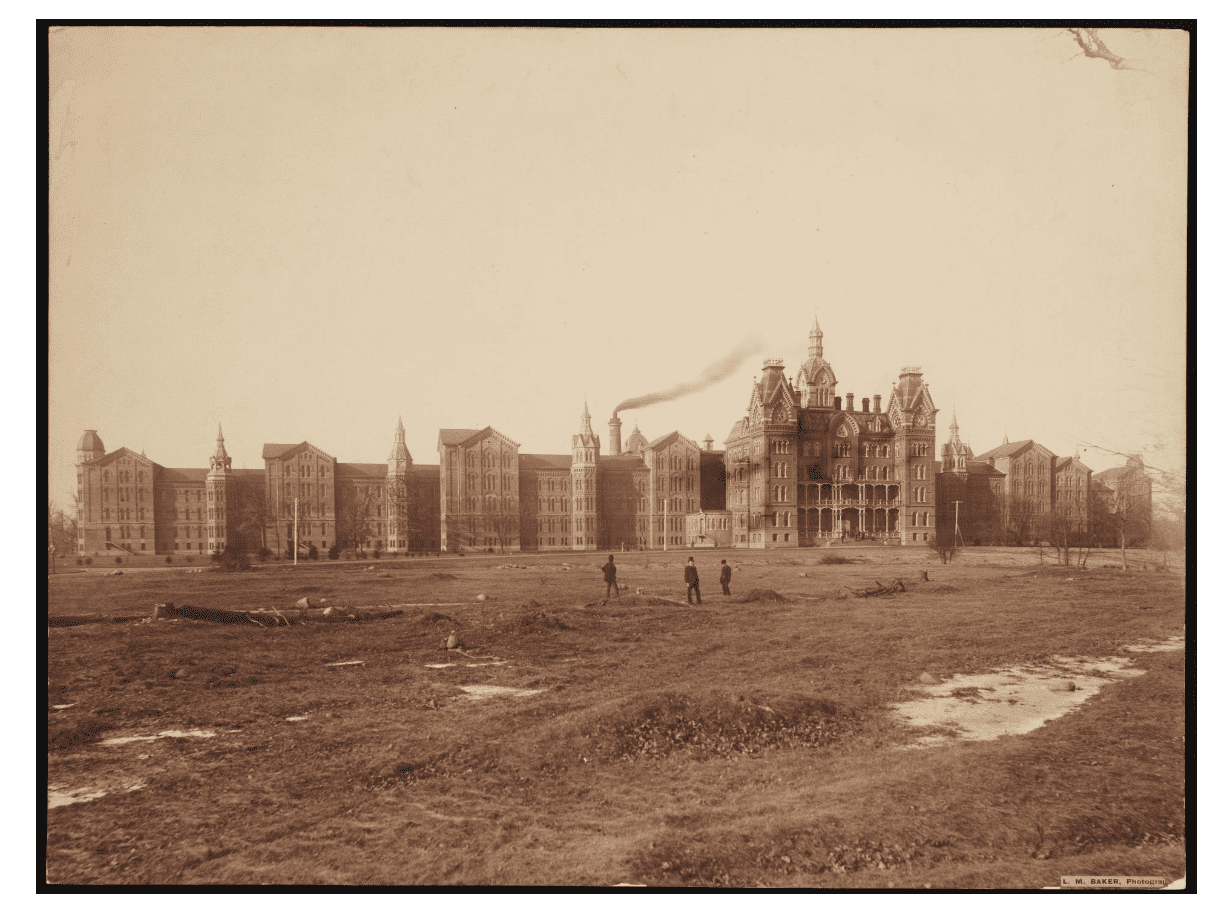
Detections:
[685, 556, 701, 604]
[719, 559, 732, 596]
[601, 555, 620, 598]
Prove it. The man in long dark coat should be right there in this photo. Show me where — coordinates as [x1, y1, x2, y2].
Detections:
[601, 555, 620, 598]
[719, 559, 732, 596]
[685, 557, 702, 604]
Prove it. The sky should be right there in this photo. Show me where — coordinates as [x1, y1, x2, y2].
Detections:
[48, 26, 1190, 508]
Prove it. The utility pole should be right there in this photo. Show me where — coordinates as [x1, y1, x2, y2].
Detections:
[952, 500, 965, 548]
[294, 498, 299, 566]
[663, 499, 667, 552]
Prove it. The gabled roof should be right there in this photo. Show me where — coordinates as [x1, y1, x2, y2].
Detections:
[724, 420, 747, 444]
[336, 462, 387, 478]
[262, 443, 301, 460]
[156, 467, 208, 483]
[1093, 465, 1131, 483]
[437, 427, 520, 448]
[648, 430, 698, 450]
[94, 446, 153, 467]
[966, 462, 1005, 478]
[519, 453, 573, 470]
[974, 440, 1038, 461]
[598, 455, 648, 472]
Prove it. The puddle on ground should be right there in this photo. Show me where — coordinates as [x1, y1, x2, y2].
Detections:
[891, 655, 1147, 747]
[99, 729, 217, 746]
[457, 685, 542, 700]
[48, 780, 146, 809]
[1123, 636, 1184, 653]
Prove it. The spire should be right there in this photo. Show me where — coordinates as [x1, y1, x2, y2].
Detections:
[209, 426, 231, 473]
[808, 315, 824, 357]
[1002, 430, 1009, 446]
[580, 399, 593, 434]
[948, 412, 962, 447]
[389, 415, 412, 468]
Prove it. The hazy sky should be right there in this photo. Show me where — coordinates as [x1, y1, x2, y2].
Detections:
[48, 27, 1189, 506]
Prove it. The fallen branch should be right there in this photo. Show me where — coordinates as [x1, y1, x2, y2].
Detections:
[151, 603, 404, 627]
[838, 578, 908, 599]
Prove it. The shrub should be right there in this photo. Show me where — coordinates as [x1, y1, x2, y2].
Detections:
[221, 545, 251, 572]
[76, 558, 83, 566]
[285, 545, 295, 561]
[328, 545, 340, 560]
[372, 549, 381, 559]
[165, 555, 172, 565]
[257, 547, 272, 562]
[84, 557, 93, 566]
[308, 544, 319, 561]
[185, 554, 194, 563]
[211, 549, 224, 563]
[115, 556, 123, 565]
[819, 553, 854, 565]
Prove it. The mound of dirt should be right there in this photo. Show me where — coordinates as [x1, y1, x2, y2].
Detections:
[576, 690, 855, 763]
[586, 594, 686, 608]
[48, 719, 114, 751]
[424, 572, 458, 581]
[509, 610, 574, 632]
[924, 584, 961, 594]
[733, 588, 792, 603]
[418, 611, 457, 625]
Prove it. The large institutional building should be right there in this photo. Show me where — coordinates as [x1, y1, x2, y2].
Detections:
[73, 319, 1149, 558]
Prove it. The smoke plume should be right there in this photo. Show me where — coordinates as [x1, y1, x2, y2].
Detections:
[612, 335, 767, 417]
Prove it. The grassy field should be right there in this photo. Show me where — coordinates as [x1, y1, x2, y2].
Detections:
[44, 545, 1187, 887]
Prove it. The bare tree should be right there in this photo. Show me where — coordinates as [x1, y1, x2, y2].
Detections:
[336, 483, 381, 557]
[48, 498, 77, 555]
[481, 494, 521, 554]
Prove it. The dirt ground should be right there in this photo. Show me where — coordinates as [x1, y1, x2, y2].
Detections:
[44, 545, 1187, 887]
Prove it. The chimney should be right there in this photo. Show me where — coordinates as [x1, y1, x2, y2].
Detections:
[873, 394, 882, 413]
[845, 393, 854, 411]
[833, 396, 842, 410]
[862, 398, 870, 413]
[609, 416, 622, 456]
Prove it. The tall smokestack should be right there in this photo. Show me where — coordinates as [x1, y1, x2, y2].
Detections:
[846, 393, 855, 411]
[873, 394, 882, 413]
[609, 416, 622, 456]
[862, 398, 870, 413]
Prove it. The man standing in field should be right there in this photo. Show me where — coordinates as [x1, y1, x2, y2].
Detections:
[719, 559, 732, 596]
[685, 556, 702, 604]
[601, 555, 620, 598]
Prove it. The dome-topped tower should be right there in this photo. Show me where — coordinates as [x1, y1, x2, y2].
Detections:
[624, 421, 649, 456]
[796, 317, 837, 408]
[76, 430, 105, 464]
